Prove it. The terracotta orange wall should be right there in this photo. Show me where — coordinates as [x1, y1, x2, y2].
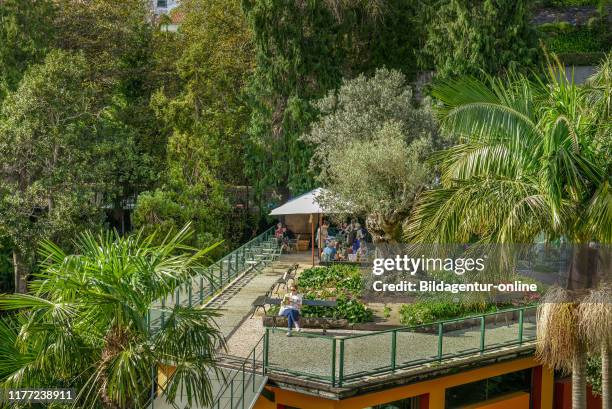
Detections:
[255, 357, 554, 409]
[252, 389, 276, 409]
[554, 379, 602, 409]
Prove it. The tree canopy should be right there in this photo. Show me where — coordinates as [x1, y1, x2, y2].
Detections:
[422, 0, 539, 78]
[303, 68, 442, 242]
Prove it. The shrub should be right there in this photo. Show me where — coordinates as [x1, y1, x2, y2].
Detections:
[557, 52, 608, 65]
[297, 265, 363, 294]
[293, 265, 373, 323]
[399, 297, 504, 326]
[301, 294, 373, 324]
[538, 22, 573, 33]
[539, 22, 609, 54]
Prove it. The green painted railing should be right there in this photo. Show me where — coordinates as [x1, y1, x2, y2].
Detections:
[212, 335, 267, 409]
[147, 226, 279, 332]
[145, 226, 279, 408]
[264, 305, 538, 387]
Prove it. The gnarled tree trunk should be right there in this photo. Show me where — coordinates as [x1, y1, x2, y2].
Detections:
[366, 212, 403, 245]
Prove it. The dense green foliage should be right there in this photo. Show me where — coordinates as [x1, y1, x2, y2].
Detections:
[399, 297, 503, 326]
[0, 0, 55, 101]
[408, 58, 611, 245]
[587, 356, 603, 395]
[423, 0, 539, 78]
[0, 0, 162, 292]
[0, 227, 224, 408]
[137, 0, 256, 248]
[296, 265, 372, 323]
[0, 50, 123, 291]
[539, 22, 611, 54]
[242, 0, 431, 207]
[297, 265, 363, 294]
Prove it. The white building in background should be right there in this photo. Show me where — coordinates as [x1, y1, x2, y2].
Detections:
[152, 0, 179, 15]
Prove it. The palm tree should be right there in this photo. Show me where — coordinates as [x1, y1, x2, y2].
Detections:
[578, 286, 612, 409]
[538, 287, 586, 408]
[0, 225, 224, 409]
[406, 55, 611, 409]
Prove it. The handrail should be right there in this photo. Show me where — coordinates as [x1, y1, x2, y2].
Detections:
[145, 226, 278, 408]
[340, 304, 537, 340]
[212, 334, 266, 406]
[147, 226, 278, 332]
[264, 305, 538, 387]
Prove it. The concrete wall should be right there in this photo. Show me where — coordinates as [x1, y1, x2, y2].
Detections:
[565, 66, 596, 84]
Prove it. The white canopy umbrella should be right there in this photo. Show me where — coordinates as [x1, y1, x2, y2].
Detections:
[269, 188, 331, 265]
[269, 188, 328, 216]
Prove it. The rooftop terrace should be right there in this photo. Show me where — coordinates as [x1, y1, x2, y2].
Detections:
[148, 231, 540, 408]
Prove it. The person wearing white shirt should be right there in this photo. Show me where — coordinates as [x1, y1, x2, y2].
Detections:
[279, 285, 302, 336]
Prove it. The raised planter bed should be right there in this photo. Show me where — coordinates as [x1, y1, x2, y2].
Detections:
[263, 316, 348, 329]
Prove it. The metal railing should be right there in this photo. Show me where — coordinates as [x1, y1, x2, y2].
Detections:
[213, 335, 267, 409]
[145, 226, 279, 408]
[147, 226, 279, 332]
[263, 305, 537, 387]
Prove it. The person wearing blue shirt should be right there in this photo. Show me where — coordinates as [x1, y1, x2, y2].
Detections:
[322, 241, 337, 261]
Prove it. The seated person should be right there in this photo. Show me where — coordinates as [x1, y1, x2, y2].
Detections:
[322, 241, 337, 261]
[279, 285, 302, 336]
[280, 227, 294, 253]
[274, 222, 284, 239]
[357, 244, 367, 260]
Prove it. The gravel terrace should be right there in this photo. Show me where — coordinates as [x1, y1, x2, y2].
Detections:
[223, 252, 537, 384]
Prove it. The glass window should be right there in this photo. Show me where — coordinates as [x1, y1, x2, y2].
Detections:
[157, 0, 167, 7]
[445, 368, 532, 408]
[367, 395, 421, 409]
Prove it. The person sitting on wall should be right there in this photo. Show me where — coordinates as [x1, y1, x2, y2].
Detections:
[279, 285, 302, 336]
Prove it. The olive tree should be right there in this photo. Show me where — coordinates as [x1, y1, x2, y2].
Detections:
[302, 68, 442, 243]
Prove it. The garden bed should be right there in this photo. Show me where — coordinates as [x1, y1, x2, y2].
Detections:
[265, 264, 373, 324]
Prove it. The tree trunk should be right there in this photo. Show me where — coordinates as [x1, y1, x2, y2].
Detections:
[567, 243, 598, 290]
[366, 213, 399, 244]
[12, 249, 28, 293]
[573, 345, 587, 409]
[603, 343, 611, 409]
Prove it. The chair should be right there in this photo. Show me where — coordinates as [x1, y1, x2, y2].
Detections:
[272, 264, 298, 294]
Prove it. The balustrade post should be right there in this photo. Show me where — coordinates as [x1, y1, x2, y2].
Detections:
[331, 338, 337, 387]
[480, 316, 486, 354]
[391, 330, 397, 371]
[518, 308, 524, 345]
[437, 323, 443, 361]
[338, 339, 345, 387]
[263, 328, 269, 372]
